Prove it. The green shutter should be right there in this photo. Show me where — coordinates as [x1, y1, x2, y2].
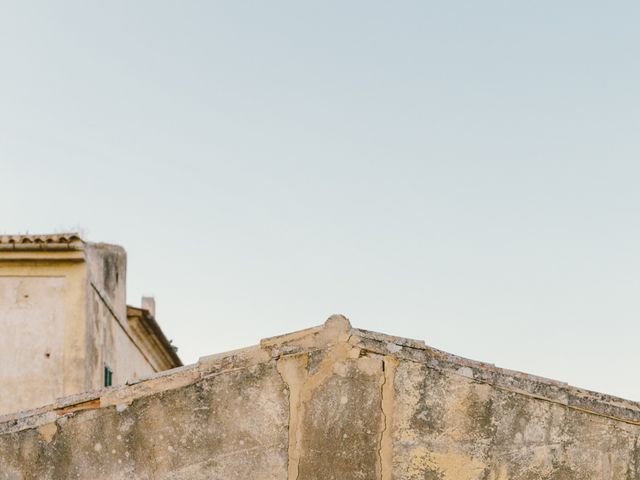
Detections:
[104, 365, 113, 387]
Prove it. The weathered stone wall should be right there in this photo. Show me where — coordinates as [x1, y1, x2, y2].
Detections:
[1, 316, 639, 479]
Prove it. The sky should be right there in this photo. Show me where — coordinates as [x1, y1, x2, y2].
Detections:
[1, 2, 639, 400]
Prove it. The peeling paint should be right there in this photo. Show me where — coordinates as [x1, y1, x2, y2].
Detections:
[37, 422, 57, 443]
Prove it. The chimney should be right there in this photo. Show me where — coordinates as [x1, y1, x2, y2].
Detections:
[141, 296, 156, 318]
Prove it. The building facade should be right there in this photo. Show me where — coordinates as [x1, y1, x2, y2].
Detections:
[0, 234, 181, 416]
[2, 235, 639, 478]
[1, 316, 639, 479]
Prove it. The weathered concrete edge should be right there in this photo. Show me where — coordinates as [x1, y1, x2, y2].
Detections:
[350, 330, 640, 425]
[2, 315, 640, 435]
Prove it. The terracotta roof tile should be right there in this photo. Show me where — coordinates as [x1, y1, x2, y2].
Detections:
[0, 233, 84, 251]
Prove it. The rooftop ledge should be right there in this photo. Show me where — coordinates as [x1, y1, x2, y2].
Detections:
[0, 234, 84, 251]
[2, 314, 640, 435]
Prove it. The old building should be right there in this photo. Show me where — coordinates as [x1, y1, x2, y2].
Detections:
[0, 234, 181, 417]
[1, 315, 640, 479]
[1, 235, 638, 478]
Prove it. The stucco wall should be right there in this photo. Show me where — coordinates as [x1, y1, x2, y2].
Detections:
[0, 276, 65, 415]
[84, 243, 157, 388]
[0, 239, 161, 417]
[0, 259, 87, 416]
[88, 288, 157, 388]
[1, 316, 639, 479]
[391, 361, 640, 479]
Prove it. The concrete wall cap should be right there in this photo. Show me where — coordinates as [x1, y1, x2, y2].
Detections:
[3, 318, 640, 433]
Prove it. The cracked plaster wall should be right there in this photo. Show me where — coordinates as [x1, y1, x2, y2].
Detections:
[1, 316, 640, 479]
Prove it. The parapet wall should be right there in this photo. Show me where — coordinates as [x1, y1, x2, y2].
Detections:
[2, 316, 639, 479]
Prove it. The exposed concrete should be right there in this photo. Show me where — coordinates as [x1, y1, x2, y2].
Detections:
[2, 315, 640, 479]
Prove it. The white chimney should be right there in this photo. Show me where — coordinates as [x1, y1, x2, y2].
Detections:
[141, 296, 156, 317]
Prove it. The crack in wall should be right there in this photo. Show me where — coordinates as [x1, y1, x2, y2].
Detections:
[377, 360, 387, 480]
[274, 323, 359, 480]
[379, 357, 396, 480]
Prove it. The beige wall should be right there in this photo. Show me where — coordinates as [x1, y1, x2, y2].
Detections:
[0, 239, 159, 417]
[2, 317, 639, 479]
[0, 257, 87, 416]
[84, 243, 156, 389]
[88, 288, 155, 387]
[0, 276, 65, 415]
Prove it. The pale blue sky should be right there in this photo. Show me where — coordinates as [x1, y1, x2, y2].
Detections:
[2, 2, 639, 400]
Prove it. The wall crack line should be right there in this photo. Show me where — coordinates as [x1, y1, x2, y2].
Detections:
[377, 360, 387, 480]
[379, 357, 396, 480]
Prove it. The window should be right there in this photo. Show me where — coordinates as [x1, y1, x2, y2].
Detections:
[104, 365, 113, 387]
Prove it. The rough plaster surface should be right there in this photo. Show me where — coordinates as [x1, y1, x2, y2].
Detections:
[0, 239, 168, 416]
[2, 316, 640, 479]
[0, 276, 66, 415]
[392, 362, 640, 479]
